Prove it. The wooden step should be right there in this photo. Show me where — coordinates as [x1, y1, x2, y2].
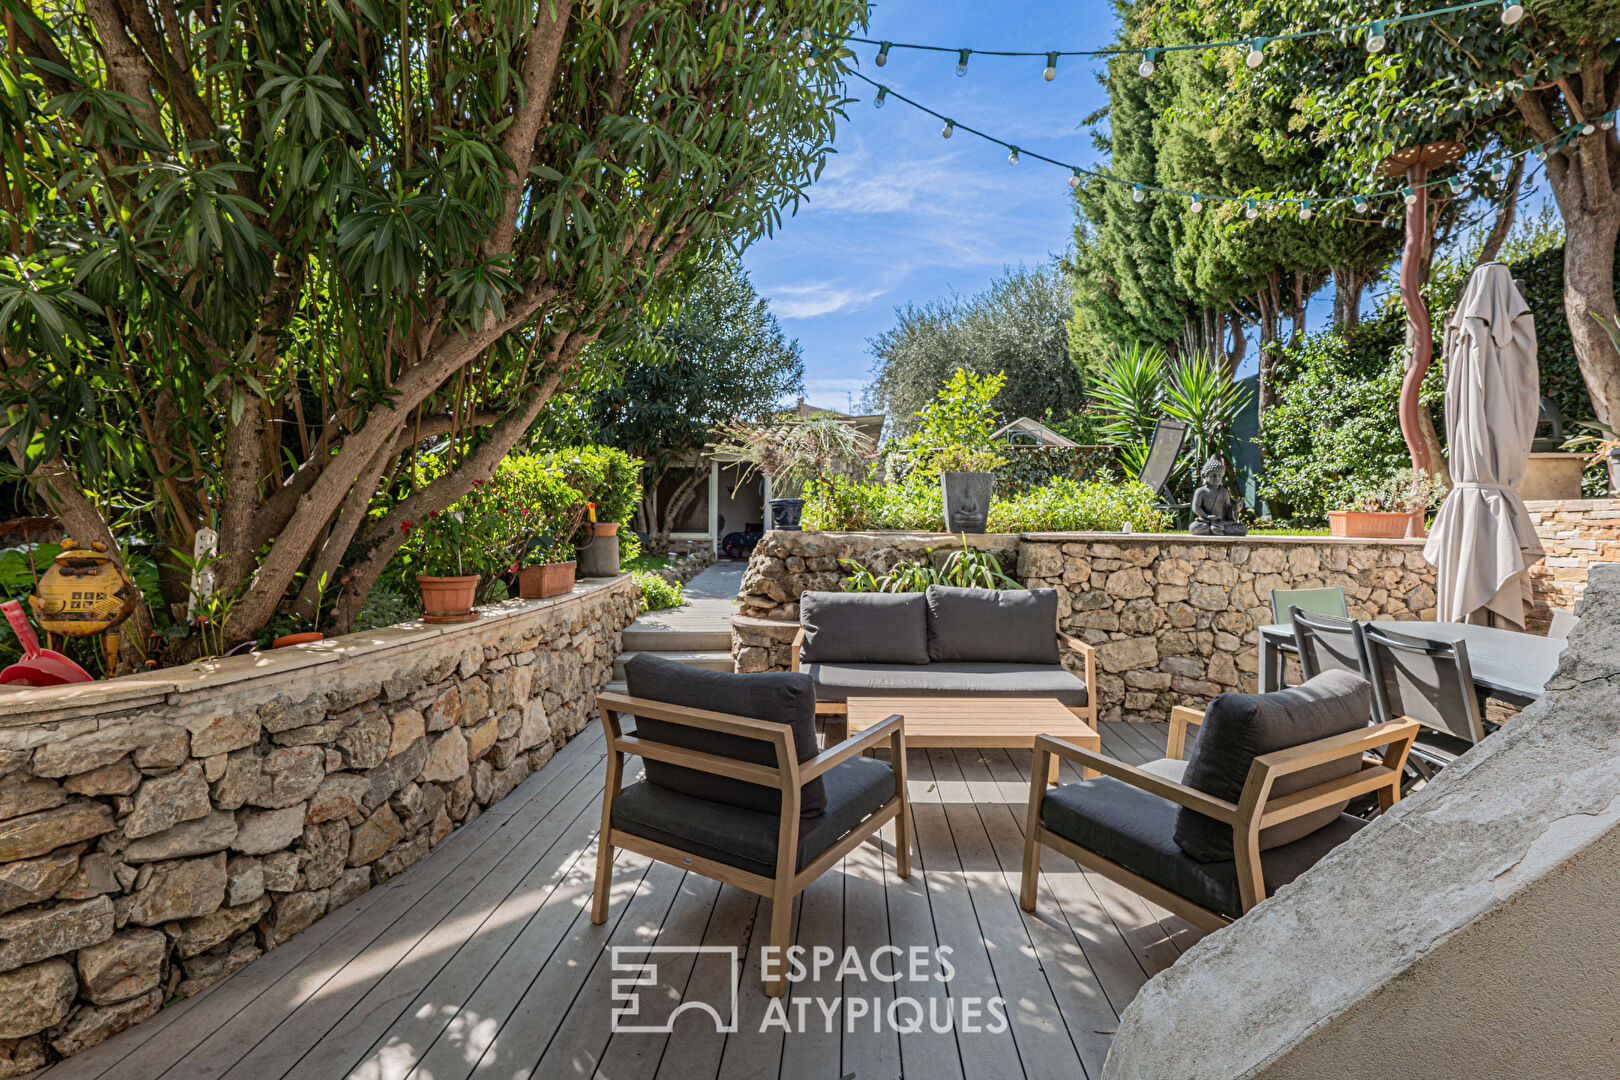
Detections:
[620, 627, 732, 653]
[610, 650, 734, 680]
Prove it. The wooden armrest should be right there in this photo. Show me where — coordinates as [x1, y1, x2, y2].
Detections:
[1251, 719, 1420, 779]
[1032, 735, 1238, 824]
[613, 735, 786, 789]
[597, 692, 789, 743]
[800, 713, 903, 782]
[1167, 705, 1204, 760]
[1242, 720, 1420, 829]
[596, 691, 799, 790]
[790, 627, 804, 672]
[1056, 631, 1093, 656]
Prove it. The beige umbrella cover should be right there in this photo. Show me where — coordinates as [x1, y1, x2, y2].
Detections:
[1423, 262, 1545, 627]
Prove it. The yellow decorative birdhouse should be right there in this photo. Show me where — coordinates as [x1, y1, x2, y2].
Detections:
[28, 538, 138, 638]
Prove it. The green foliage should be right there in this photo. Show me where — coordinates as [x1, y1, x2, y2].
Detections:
[866, 263, 1086, 440]
[1510, 241, 1614, 425]
[987, 479, 1175, 534]
[1042, 411, 1109, 445]
[994, 447, 1117, 494]
[633, 572, 685, 613]
[540, 446, 643, 527]
[800, 475, 891, 531]
[891, 369, 1010, 479]
[1344, 468, 1448, 514]
[840, 544, 1021, 593]
[0, 542, 60, 599]
[708, 414, 874, 491]
[1091, 345, 1250, 490]
[1092, 344, 1170, 478]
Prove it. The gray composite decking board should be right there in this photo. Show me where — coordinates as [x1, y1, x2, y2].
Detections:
[36, 714, 1212, 1080]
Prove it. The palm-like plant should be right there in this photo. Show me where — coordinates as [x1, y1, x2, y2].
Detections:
[1090, 344, 1250, 495]
[1091, 344, 1168, 478]
[707, 414, 874, 495]
[1163, 351, 1252, 479]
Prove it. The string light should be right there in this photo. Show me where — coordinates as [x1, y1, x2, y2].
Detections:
[1070, 168, 1084, 189]
[1490, 163, 1507, 181]
[941, 119, 955, 138]
[1132, 182, 1147, 202]
[1008, 146, 1020, 165]
[1245, 199, 1260, 219]
[1448, 174, 1466, 193]
[1500, 1, 1524, 25]
[1139, 48, 1160, 78]
[1403, 186, 1418, 205]
[1299, 200, 1313, 220]
[1604, 112, 1618, 131]
[799, 28, 812, 42]
[875, 41, 891, 67]
[874, 86, 887, 109]
[1044, 52, 1059, 81]
[956, 49, 971, 77]
[1189, 194, 1204, 213]
[1354, 197, 1370, 213]
[1582, 122, 1597, 135]
[1245, 38, 1267, 67]
[1366, 20, 1388, 53]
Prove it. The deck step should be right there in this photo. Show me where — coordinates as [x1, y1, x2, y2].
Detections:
[620, 627, 732, 652]
[610, 650, 734, 680]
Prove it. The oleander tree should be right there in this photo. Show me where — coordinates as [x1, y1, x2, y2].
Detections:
[0, 0, 864, 657]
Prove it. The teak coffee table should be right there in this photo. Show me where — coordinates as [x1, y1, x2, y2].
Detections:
[843, 696, 1099, 783]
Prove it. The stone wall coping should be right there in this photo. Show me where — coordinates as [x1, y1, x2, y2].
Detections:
[1018, 531, 1426, 546]
[0, 574, 633, 728]
[1524, 497, 1620, 510]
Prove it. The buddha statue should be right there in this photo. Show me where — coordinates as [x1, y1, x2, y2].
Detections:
[1189, 456, 1248, 536]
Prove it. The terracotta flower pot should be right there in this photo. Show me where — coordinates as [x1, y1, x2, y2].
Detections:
[271, 631, 324, 649]
[417, 574, 481, 623]
[591, 522, 619, 537]
[1328, 510, 1426, 540]
[517, 561, 576, 599]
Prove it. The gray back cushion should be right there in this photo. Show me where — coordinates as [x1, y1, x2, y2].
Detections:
[1173, 670, 1371, 863]
[799, 591, 929, 665]
[924, 585, 1060, 665]
[625, 655, 826, 818]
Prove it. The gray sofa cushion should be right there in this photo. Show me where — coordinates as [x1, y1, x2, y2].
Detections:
[1041, 774, 1365, 920]
[1174, 670, 1372, 863]
[625, 654, 826, 818]
[800, 591, 929, 665]
[611, 756, 895, 878]
[803, 661, 1088, 707]
[924, 585, 1060, 664]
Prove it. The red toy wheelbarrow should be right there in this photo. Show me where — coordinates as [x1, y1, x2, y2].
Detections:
[1, 600, 92, 686]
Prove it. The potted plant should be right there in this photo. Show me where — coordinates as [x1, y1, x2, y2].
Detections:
[1329, 469, 1446, 539]
[708, 414, 873, 532]
[932, 446, 1004, 535]
[400, 508, 484, 623]
[518, 537, 579, 598]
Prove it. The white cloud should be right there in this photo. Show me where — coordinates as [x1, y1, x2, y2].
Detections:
[768, 280, 889, 319]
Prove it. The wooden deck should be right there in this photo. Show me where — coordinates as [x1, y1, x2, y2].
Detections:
[42, 718, 1200, 1080]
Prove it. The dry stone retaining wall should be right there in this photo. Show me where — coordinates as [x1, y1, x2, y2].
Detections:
[0, 576, 636, 1074]
[732, 531, 1436, 724]
[1525, 497, 1620, 632]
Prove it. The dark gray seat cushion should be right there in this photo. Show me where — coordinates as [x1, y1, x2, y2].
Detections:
[924, 585, 1061, 665]
[1175, 670, 1372, 862]
[800, 592, 929, 665]
[1041, 774, 1365, 920]
[611, 756, 895, 878]
[625, 654, 826, 818]
[803, 661, 1088, 707]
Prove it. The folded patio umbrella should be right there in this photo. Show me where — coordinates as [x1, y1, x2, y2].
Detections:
[1424, 262, 1545, 628]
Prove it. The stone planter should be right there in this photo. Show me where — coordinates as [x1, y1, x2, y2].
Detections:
[517, 561, 576, 599]
[1327, 510, 1425, 539]
[578, 525, 620, 578]
[417, 574, 480, 623]
[769, 498, 805, 531]
[1521, 451, 1588, 501]
[941, 471, 993, 534]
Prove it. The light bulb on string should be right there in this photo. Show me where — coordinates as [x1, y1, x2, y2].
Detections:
[875, 42, 891, 67]
[805, 45, 818, 68]
[1490, 162, 1507, 181]
[1583, 123, 1597, 136]
[1366, 20, 1387, 53]
[956, 49, 971, 77]
[1044, 52, 1059, 81]
[1246, 38, 1266, 68]
[1132, 182, 1147, 203]
[1245, 199, 1260, 220]
[1403, 186, 1418, 205]
[799, 27, 812, 42]
[1070, 168, 1084, 190]
[873, 86, 887, 109]
[1190, 193, 1204, 213]
[1139, 48, 1160, 78]
[1501, 1, 1524, 26]
[1604, 112, 1617, 131]
[1353, 196, 1370, 213]
[1008, 146, 1020, 165]
[1448, 175, 1466, 194]
[1299, 200, 1312, 221]
[941, 119, 955, 139]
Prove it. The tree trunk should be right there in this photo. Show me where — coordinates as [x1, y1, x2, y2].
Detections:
[652, 469, 704, 553]
[1224, 309, 1246, 375]
[1288, 273, 1307, 344]
[1332, 267, 1365, 328]
[1476, 157, 1524, 267]
[1561, 204, 1620, 429]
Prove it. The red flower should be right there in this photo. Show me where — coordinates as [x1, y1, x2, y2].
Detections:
[400, 520, 414, 534]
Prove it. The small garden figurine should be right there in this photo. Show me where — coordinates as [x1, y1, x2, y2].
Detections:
[1189, 457, 1248, 536]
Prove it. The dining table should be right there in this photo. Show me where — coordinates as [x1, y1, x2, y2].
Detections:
[1257, 620, 1567, 703]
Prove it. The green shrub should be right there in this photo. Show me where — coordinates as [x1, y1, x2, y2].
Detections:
[633, 571, 684, 612]
[995, 446, 1117, 493]
[841, 544, 1020, 592]
[987, 477, 1173, 533]
[538, 446, 643, 526]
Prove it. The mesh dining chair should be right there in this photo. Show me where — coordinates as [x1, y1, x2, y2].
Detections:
[1268, 587, 1348, 687]
[1290, 607, 1371, 682]
[1362, 625, 1488, 780]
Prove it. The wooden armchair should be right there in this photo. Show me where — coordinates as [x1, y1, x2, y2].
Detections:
[594, 686, 909, 997]
[1020, 677, 1418, 932]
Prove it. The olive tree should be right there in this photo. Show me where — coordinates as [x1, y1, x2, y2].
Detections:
[0, 0, 863, 654]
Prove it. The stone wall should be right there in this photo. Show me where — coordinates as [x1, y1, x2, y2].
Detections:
[731, 531, 1435, 724]
[0, 576, 637, 1074]
[1525, 497, 1620, 632]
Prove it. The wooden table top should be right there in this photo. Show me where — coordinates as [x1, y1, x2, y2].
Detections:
[845, 695, 1097, 747]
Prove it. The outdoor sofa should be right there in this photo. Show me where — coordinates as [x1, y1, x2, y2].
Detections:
[789, 586, 1098, 725]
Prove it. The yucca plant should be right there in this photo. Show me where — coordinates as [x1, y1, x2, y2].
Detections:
[839, 538, 1021, 593]
[1091, 343, 1169, 479]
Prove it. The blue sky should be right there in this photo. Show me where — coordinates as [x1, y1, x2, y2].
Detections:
[741, 1, 1125, 412]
